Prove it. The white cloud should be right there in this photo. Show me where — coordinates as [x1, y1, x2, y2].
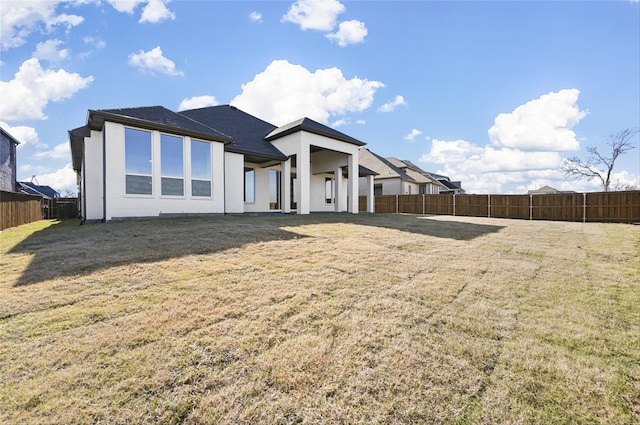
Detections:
[249, 11, 263, 23]
[420, 139, 566, 193]
[83, 36, 106, 49]
[404, 129, 423, 142]
[107, 0, 174, 23]
[378, 95, 407, 113]
[140, 0, 175, 23]
[418, 89, 593, 193]
[1, 1, 84, 50]
[33, 39, 69, 62]
[177, 95, 219, 111]
[127, 46, 183, 76]
[33, 142, 70, 160]
[0, 122, 44, 148]
[331, 118, 348, 127]
[282, 0, 345, 31]
[34, 163, 77, 195]
[326, 20, 367, 47]
[356, 119, 366, 125]
[108, 0, 144, 14]
[0, 58, 94, 122]
[488, 88, 587, 152]
[231, 60, 384, 126]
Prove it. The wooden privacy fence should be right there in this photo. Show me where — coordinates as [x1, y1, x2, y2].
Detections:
[1, 192, 79, 230]
[361, 191, 640, 223]
[0, 191, 42, 230]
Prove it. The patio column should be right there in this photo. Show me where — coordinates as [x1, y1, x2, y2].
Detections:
[281, 158, 291, 213]
[347, 153, 358, 213]
[298, 145, 310, 214]
[334, 166, 342, 212]
[366, 174, 375, 213]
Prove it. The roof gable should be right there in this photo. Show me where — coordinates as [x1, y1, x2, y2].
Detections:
[179, 105, 287, 161]
[359, 148, 414, 181]
[1, 127, 21, 145]
[265, 117, 365, 146]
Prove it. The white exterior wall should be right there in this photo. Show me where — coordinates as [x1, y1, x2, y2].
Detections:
[90, 121, 226, 220]
[270, 131, 359, 214]
[224, 152, 244, 213]
[83, 129, 105, 220]
[243, 163, 274, 213]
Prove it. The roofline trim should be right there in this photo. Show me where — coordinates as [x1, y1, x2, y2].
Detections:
[87, 109, 234, 144]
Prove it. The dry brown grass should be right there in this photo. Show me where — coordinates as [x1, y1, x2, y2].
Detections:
[1, 214, 638, 424]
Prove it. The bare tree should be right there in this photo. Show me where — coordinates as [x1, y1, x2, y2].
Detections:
[562, 128, 638, 192]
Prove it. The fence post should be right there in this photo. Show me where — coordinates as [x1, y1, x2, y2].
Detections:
[396, 195, 399, 214]
[488, 194, 491, 218]
[453, 193, 456, 216]
[583, 192, 586, 223]
[422, 194, 425, 215]
[529, 194, 533, 220]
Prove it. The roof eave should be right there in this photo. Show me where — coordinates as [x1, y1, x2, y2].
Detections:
[88, 110, 234, 144]
[265, 126, 365, 146]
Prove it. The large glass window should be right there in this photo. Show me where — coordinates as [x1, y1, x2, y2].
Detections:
[161, 134, 184, 196]
[191, 140, 211, 197]
[325, 177, 334, 204]
[125, 128, 152, 195]
[269, 169, 280, 210]
[244, 167, 255, 203]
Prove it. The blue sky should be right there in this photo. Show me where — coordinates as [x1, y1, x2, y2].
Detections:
[1, 0, 639, 195]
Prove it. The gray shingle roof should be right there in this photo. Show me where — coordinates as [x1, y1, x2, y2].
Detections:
[89, 106, 233, 143]
[266, 117, 365, 146]
[179, 105, 287, 162]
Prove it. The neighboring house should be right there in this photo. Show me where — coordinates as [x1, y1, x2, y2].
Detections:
[18, 182, 60, 199]
[527, 185, 574, 195]
[426, 172, 465, 194]
[0, 127, 19, 192]
[69, 105, 374, 221]
[385, 157, 443, 195]
[358, 149, 445, 196]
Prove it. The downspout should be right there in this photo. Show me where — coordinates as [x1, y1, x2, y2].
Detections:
[222, 148, 227, 215]
[102, 127, 107, 223]
[81, 138, 87, 224]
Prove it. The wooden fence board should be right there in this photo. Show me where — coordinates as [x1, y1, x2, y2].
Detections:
[361, 191, 640, 223]
[0, 191, 42, 230]
[490, 195, 530, 220]
[454, 194, 489, 217]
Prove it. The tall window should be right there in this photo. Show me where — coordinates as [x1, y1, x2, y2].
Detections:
[191, 140, 211, 197]
[161, 134, 184, 196]
[374, 183, 383, 196]
[325, 177, 334, 204]
[269, 169, 280, 210]
[244, 167, 255, 203]
[125, 128, 152, 195]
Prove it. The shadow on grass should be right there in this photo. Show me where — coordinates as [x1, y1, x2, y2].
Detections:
[7, 214, 503, 287]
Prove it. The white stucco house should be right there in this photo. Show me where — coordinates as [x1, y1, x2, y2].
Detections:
[69, 105, 376, 221]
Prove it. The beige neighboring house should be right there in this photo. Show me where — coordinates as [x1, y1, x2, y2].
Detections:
[358, 148, 443, 196]
[527, 185, 574, 195]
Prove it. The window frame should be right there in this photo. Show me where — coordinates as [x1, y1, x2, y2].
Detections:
[244, 167, 255, 204]
[124, 127, 153, 196]
[160, 133, 185, 197]
[190, 139, 212, 198]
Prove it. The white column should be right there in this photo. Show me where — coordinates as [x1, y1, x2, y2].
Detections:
[366, 174, 375, 213]
[298, 145, 310, 214]
[347, 153, 358, 213]
[334, 166, 342, 212]
[281, 158, 291, 213]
